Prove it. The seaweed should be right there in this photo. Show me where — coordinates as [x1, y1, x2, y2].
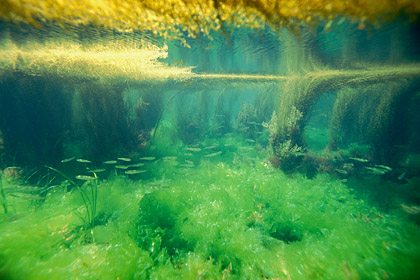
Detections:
[0, 173, 7, 214]
[46, 166, 98, 233]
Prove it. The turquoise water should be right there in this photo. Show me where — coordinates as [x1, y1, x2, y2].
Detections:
[1, 19, 420, 279]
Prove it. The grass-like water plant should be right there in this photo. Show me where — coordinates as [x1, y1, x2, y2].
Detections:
[46, 166, 98, 231]
[0, 173, 7, 214]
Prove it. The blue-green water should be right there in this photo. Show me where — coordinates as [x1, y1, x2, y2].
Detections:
[1, 19, 420, 279]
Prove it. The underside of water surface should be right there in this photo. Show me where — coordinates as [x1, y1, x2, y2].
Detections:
[1, 1, 420, 279]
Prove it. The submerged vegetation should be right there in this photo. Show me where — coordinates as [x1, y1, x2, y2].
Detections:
[1, 0, 420, 46]
[0, 143, 420, 279]
[46, 167, 99, 238]
[0, 0, 420, 279]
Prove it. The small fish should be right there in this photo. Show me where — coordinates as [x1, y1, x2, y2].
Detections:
[118, 157, 131, 162]
[125, 170, 146, 175]
[335, 168, 348, 175]
[350, 157, 369, 163]
[115, 165, 129, 170]
[75, 175, 95, 180]
[374, 164, 392, 171]
[246, 139, 255, 143]
[180, 164, 194, 168]
[103, 160, 117, 164]
[185, 160, 194, 165]
[398, 171, 407, 181]
[129, 163, 145, 167]
[89, 169, 106, 173]
[204, 145, 218, 150]
[343, 163, 354, 168]
[204, 151, 222, 157]
[77, 159, 91, 163]
[224, 143, 235, 147]
[61, 157, 75, 163]
[186, 147, 202, 152]
[401, 204, 420, 215]
[139, 157, 156, 161]
[184, 153, 193, 156]
[365, 167, 387, 175]
[162, 156, 177, 161]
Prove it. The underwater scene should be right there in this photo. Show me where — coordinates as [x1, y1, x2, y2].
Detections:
[1, 1, 420, 279]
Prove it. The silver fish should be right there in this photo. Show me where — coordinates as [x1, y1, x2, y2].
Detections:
[77, 159, 92, 163]
[162, 156, 177, 161]
[374, 164, 392, 171]
[185, 147, 202, 152]
[365, 167, 387, 175]
[350, 157, 368, 163]
[115, 165, 129, 170]
[129, 163, 145, 167]
[185, 160, 194, 165]
[139, 157, 156, 161]
[89, 169, 106, 173]
[335, 168, 348, 175]
[75, 175, 95, 180]
[204, 151, 222, 157]
[125, 170, 146, 175]
[61, 157, 75, 163]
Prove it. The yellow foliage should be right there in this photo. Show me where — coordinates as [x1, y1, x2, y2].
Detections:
[1, 0, 419, 45]
[0, 40, 193, 82]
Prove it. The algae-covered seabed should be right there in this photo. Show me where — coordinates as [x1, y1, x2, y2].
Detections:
[1, 2, 420, 279]
[1, 140, 419, 280]
[1, 140, 420, 280]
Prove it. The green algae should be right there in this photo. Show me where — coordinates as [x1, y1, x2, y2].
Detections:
[1, 145, 420, 279]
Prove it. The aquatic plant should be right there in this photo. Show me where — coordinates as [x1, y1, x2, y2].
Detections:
[266, 105, 305, 170]
[235, 87, 276, 141]
[236, 102, 258, 138]
[266, 64, 420, 173]
[328, 80, 420, 167]
[133, 160, 420, 279]
[0, 173, 7, 214]
[0, 148, 419, 278]
[74, 80, 137, 161]
[0, 41, 193, 82]
[1, 0, 419, 46]
[212, 93, 233, 136]
[46, 166, 98, 232]
[172, 90, 213, 145]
